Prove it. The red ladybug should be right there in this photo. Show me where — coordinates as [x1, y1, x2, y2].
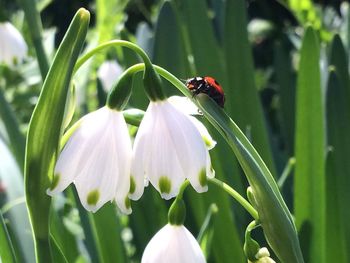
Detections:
[185, 76, 225, 107]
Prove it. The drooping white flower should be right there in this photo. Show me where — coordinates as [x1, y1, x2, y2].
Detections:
[97, 60, 123, 92]
[130, 97, 215, 200]
[47, 106, 132, 214]
[141, 224, 206, 263]
[0, 22, 27, 66]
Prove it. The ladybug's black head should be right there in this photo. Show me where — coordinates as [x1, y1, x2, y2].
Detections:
[185, 77, 205, 90]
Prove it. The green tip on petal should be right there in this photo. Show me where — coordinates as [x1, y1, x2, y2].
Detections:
[198, 168, 207, 187]
[203, 136, 212, 148]
[50, 174, 60, 190]
[129, 176, 136, 194]
[125, 196, 131, 209]
[87, 190, 100, 206]
[159, 176, 171, 194]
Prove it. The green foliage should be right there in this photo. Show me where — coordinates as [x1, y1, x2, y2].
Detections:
[294, 26, 325, 263]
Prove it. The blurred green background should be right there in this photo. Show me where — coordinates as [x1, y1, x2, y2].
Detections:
[1, 0, 350, 262]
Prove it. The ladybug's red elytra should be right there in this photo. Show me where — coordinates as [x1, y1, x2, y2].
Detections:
[185, 76, 225, 108]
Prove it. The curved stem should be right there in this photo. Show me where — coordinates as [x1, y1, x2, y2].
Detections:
[100, 63, 191, 96]
[209, 178, 259, 220]
[74, 40, 152, 74]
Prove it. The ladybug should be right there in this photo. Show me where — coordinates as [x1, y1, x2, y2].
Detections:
[185, 76, 225, 107]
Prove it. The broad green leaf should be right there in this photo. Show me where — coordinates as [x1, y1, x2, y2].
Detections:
[325, 70, 350, 262]
[24, 9, 89, 262]
[0, 211, 16, 263]
[329, 34, 350, 105]
[0, 89, 25, 169]
[153, 1, 187, 95]
[89, 203, 127, 263]
[49, 204, 81, 263]
[224, 0, 276, 176]
[0, 137, 34, 262]
[196, 94, 304, 263]
[273, 42, 296, 154]
[294, 27, 325, 263]
[174, 0, 225, 81]
[197, 204, 218, 259]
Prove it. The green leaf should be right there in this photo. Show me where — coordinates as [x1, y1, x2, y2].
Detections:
[0, 211, 16, 263]
[24, 9, 89, 262]
[197, 204, 218, 259]
[325, 70, 350, 262]
[329, 34, 350, 106]
[89, 203, 127, 263]
[196, 94, 304, 263]
[153, 1, 188, 94]
[0, 89, 25, 169]
[224, 0, 276, 176]
[273, 41, 296, 154]
[294, 26, 325, 263]
[174, 0, 225, 80]
[49, 204, 80, 263]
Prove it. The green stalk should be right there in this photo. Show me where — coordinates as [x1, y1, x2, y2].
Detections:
[74, 40, 166, 100]
[17, 0, 49, 78]
[209, 178, 258, 220]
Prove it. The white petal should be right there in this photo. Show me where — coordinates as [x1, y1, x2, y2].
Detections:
[188, 116, 216, 150]
[167, 96, 200, 116]
[48, 107, 132, 214]
[97, 60, 123, 92]
[133, 100, 210, 197]
[0, 22, 27, 66]
[130, 104, 155, 200]
[162, 102, 208, 193]
[113, 112, 133, 214]
[135, 102, 185, 199]
[141, 224, 206, 263]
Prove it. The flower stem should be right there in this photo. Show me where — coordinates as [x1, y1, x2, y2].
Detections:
[17, 0, 49, 78]
[209, 178, 259, 220]
[74, 40, 165, 100]
[74, 40, 152, 74]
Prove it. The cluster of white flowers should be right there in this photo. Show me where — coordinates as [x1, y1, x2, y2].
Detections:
[47, 96, 215, 214]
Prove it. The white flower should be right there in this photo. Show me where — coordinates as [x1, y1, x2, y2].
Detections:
[130, 97, 215, 200]
[97, 60, 123, 92]
[141, 224, 206, 263]
[0, 22, 27, 66]
[47, 106, 132, 214]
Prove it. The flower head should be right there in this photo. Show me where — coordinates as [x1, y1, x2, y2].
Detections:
[0, 22, 27, 66]
[141, 224, 206, 263]
[47, 106, 132, 214]
[130, 97, 215, 200]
